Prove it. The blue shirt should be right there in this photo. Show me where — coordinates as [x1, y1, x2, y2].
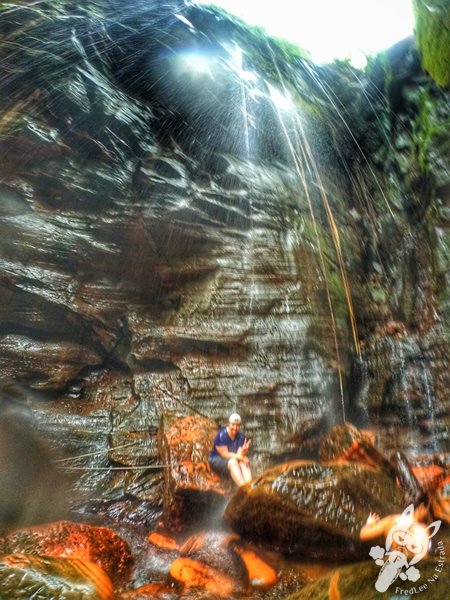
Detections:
[210, 427, 245, 458]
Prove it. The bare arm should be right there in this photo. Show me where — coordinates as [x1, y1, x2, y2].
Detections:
[360, 513, 386, 541]
[215, 445, 245, 461]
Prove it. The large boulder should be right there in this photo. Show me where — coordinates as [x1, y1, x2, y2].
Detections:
[224, 460, 406, 560]
[158, 415, 230, 527]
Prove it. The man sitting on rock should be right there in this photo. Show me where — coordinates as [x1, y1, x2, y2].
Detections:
[208, 413, 252, 487]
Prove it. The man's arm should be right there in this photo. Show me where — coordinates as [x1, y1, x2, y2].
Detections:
[215, 445, 245, 461]
[360, 513, 389, 541]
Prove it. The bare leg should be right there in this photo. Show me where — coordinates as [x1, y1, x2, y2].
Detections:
[227, 458, 245, 486]
[240, 461, 252, 483]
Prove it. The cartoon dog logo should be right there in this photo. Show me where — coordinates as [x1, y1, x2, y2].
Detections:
[369, 504, 441, 592]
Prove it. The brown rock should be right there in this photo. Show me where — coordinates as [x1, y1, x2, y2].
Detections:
[119, 582, 176, 599]
[0, 520, 133, 586]
[158, 414, 230, 527]
[224, 460, 406, 560]
[231, 542, 277, 591]
[169, 557, 237, 597]
[432, 475, 450, 524]
[147, 532, 179, 552]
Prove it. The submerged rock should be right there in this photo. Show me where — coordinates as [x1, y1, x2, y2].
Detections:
[224, 460, 406, 560]
[119, 582, 177, 599]
[169, 557, 237, 598]
[148, 532, 179, 552]
[230, 541, 278, 591]
[178, 530, 245, 588]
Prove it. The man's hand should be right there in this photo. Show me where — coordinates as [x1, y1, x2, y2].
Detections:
[366, 512, 380, 525]
[236, 439, 251, 462]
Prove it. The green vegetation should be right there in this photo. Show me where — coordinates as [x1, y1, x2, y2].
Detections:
[411, 88, 438, 171]
[185, 3, 310, 85]
[413, 0, 450, 87]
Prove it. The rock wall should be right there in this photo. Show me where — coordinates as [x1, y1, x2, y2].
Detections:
[0, 0, 448, 524]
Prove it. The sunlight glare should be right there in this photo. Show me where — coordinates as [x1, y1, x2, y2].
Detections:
[267, 83, 294, 111]
[195, 0, 415, 68]
[178, 52, 213, 75]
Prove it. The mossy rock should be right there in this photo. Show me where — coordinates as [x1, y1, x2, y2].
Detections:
[413, 0, 450, 87]
[285, 558, 449, 600]
[0, 553, 114, 599]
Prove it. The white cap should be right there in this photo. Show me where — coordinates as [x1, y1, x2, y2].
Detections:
[229, 413, 241, 424]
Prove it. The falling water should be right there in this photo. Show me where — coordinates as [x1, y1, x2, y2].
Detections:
[0, 1, 448, 598]
[262, 57, 347, 423]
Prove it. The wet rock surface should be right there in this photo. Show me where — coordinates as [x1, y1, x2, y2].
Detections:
[285, 558, 450, 600]
[0, 553, 114, 600]
[159, 414, 231, 527]
[0, 1, 448, 597]
[0, 520, 133, 587]
[224, 460, 406, 560]
[432, 475, 450, 524]
[0, 1, 448, 526]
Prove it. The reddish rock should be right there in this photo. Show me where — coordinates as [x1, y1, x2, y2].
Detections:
[0, 520, 133, 586]
[231, 543, 277, 591]
[169, 557, 237, 597]
[412, 465, 445, 494]
[119, 582, 176, 599]
[432, 475, 450, 524]
[147, 532, 179, 552]
[158, 415, 231, 527]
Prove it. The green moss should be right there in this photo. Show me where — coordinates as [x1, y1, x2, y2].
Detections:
[287, 559, 450, 600]
[297, 214, 349, 334]
[413, 90, 433, 171]
[413, 0, 450, 87]
[411, 87, 442, 172]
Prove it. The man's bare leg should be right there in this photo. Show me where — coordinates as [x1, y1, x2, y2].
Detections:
[228, 458, 245, 486]
[240, 461, 252, 483]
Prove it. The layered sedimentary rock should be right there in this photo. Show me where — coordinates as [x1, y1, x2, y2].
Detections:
[0, 0, 448, 525]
